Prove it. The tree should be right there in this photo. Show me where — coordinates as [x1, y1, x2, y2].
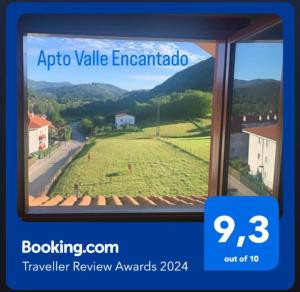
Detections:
[49, 128, 58, 146]
[64, 126, 72, 141]
[53, 117, 66, 128]
[80, 118, 94, 136]
[93, 115, 106, 128]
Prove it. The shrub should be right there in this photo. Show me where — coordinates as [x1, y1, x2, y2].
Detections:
[229, 158, 250, 174]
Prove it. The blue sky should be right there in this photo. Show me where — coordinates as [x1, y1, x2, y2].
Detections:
[234, 42, 283, 81]
[25, 36, 210, 90]
[26, 36, 283, 91]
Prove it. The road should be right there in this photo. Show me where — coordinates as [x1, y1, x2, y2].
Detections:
[70, 121, 85, 142]
[29, 123, 84, 197]
[227, 175, 257, 196]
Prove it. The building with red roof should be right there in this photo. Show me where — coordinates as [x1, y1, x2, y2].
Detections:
[242, 124, 278, 190]
[243, 125, 278, 142]
[28, 113, 53, 154]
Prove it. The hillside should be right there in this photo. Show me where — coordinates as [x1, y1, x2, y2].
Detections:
[28, 56, 281, 122]
[122, 57, 215, 101]
[28, 79, 73, 90]
[234, 79, 280, 90]
[232, 79, 280, 116]
[28, 81, 127, 102]
[29, 58, 215, 103]
[150, 57, 214, 97]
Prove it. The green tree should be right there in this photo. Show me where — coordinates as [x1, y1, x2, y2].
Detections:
[80, 118, 94, 136]
[57, 126, 72, 141]
[93, 115, 106, 128]
[49, 128, 58, 146]
[54, 117, 66, 128]
[64, 126, 72, 141]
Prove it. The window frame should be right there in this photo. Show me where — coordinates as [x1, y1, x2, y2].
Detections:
[18, 33, 213, 222]
[219, 18, 283, 200]
[17, 14, 283, 221]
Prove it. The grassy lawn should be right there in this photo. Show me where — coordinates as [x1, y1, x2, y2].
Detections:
[108, 118, 210, 140]
[163, 137, 211, 163]
[50, 120, 211, 197]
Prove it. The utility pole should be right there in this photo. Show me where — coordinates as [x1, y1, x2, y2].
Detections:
[156, 101, 160, 138]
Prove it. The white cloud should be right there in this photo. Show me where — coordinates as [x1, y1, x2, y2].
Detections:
[26, 36, 207, 66]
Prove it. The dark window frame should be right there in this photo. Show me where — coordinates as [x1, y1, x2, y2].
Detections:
[219, 18, 283, 201]
[17, 14, 282, 221]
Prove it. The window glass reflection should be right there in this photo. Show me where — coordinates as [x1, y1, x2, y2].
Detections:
[227, 36, 282, 196]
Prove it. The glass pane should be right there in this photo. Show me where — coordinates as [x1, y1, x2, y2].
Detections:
[227, 27, 282, 196]
[24, 35, 214, 214]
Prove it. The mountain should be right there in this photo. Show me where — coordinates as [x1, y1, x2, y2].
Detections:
[149, 57, 214, 97]
[29, 58, 214, 103]
[28, 81, 128, 102]
[29, 57, 281, 120]
[122, 57, 215, 101]
[232, 79, 280, 116]
[233, 79, 280, 103]
[234, 79, 280, 89]
[142, 56, 279, 104]
[28, 79, 73, 91]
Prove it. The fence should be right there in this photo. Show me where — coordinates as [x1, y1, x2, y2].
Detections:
[240, 173, 271, 196]
[159, 137, 209, 164]
[33, 142, 61, 159]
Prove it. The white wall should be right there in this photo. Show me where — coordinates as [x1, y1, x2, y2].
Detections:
[28, 126, 49, 154]
[247, 134, 276, 190]
[115, 115, 135, 128]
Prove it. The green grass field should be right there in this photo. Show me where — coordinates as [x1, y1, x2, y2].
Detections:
[50, 120, 211, 197]
[106, 118, 210, 140]
[162, 137, 211, 163]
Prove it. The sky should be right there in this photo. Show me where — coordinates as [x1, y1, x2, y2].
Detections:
[26, 36, 283, 91]
[25, 36, 210, 90]
[234, 42, 283, 81]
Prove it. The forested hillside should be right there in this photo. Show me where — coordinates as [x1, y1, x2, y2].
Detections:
[28, 56, 280, 125]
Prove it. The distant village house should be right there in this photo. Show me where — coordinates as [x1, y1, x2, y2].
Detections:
[229, 114, 277, 160]
[243, 124, 278, 190]
[115, 113, 135, 129]
[28, 113, 53, 154]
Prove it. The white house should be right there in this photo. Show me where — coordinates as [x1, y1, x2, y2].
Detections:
[28, 113, 53, 154]
[243, 125, 278, 190]
[115, 113, 135, 129]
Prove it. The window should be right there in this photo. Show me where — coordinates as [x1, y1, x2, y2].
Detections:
[24, 34, 213, 217]
[226, 25, 282, 197]
[17, 14, 283, 220]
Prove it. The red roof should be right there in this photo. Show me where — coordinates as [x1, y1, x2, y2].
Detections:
[243, 125, 278, 141]
[115, 113, 133, 117]
[28, 113, 52, 129]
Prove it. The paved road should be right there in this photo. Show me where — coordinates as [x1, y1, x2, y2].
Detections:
[227, 175, 257, 196]
[29, 123, 84, 197]
[70, 122, 85, 142]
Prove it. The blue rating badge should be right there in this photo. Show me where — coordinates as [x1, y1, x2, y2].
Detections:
[204, 196, 279, 271]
